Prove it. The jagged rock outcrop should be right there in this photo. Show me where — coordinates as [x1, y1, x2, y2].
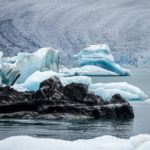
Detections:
[0, 76, 134, 119]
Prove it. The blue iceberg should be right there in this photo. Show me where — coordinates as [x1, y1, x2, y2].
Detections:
[74, 44, 131, 76]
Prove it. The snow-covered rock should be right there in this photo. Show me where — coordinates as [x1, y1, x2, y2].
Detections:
[60, 65, 117, 76]
[1, 134, 150, 150]
[74, 45, 131, 76]
[15, 47, 60, 83]
[89, 82, 147, 101]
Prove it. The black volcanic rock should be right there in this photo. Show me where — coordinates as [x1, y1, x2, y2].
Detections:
[0, 76, 134, 119]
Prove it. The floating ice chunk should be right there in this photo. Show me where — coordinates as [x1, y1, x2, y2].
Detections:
[60, 65, 117, 76]
[74, 44, 131, 76]
[89, 82, 147, 101]
[1, 134, 150, 150]
[15, 47, 60, 83]
[60, 76, 92, 86]
[22, 71, 59, 91]
[0, 62, 20, 86]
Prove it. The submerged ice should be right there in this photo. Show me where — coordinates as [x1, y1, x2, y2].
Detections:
[0, 134, 150, 150]
[74, 44, 131, 76]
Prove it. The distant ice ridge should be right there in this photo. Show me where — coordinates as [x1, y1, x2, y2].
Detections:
[1, 134, 150, 150]
[74, 44, 131, 76]
[12, 71, 147, 101]
[0, 47, 60, 85]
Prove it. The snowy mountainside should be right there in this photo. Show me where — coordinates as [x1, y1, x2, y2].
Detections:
[0, 0, 150, 67]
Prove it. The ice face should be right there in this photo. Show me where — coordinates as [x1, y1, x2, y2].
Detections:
[15, 47, 60, 83]
[74, 45, 131, 76]
[89, 82, 147, 101]
[60, 65, 117, 76]
[0, 134, 150, 150]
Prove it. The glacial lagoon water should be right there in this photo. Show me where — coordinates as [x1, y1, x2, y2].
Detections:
[0, 68, 149, 140]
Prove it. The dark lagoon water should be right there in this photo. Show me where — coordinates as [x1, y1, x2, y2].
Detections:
[0, 68, 149, 140]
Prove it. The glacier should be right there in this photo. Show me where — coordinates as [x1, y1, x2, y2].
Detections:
[1, 134, 150, 150]
[89, 82, 147, 101]
[0, 0, 150, 67]
[74, 44, 131, 76]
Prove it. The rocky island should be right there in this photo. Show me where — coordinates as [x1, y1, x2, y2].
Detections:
[0, 76, 134, 119]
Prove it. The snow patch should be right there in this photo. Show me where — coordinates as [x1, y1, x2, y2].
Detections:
[1, 134, 150, 150]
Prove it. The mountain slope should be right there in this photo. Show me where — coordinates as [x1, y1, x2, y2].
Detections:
[0, 0, 150, 66]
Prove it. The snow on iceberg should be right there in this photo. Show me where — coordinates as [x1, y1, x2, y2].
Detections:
[89, 82, 147, 101]
[1, 134, 150, 150]
[15, 47, 60, 83]
[60, 65, 117, 76]
[74, 44, 131, 76]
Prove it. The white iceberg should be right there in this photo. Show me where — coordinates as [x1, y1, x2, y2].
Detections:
[22, 71, 59, 91]
[74, 44, 131, 76]
[15, 47, 60, 83]
[60, 76, 92, 86]
[60, 65, 117, 76]
[1, 134, 150, 150]
[89, 82, 147, 101]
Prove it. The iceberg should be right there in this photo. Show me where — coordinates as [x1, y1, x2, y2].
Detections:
[1, 134, 150, 150]
[60, 65, 117, 76]
[15, 47, 60, 83]
[16, 70, 91, 91]
[22, 71, 59, 91]
[0, 47, 60, 85]
[74, 44, 131, 76]
[89, 82, 147, 101]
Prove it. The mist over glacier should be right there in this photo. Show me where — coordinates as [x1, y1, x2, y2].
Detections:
[0, 0, 150, 67]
